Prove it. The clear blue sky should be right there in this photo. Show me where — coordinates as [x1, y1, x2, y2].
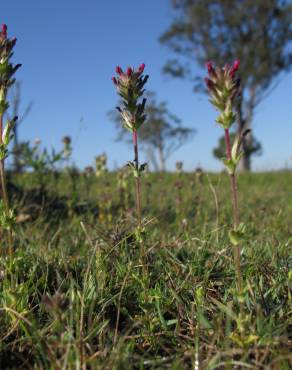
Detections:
[3, 0, 292, 171]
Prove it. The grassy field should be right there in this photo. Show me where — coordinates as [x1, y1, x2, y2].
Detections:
[0, 170, 291, 369]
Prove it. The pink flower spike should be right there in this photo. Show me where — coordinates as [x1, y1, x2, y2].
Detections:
[138, 63, 145, 73]
[112, 77, 118, 85]
[1, 24, 7, 38]
[116, 66, 123, 75]
[127, 67, 132, 76]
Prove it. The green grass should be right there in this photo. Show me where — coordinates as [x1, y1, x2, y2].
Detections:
[0, 171, 291, 369]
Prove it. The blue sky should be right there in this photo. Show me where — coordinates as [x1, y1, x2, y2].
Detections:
[2, 0, 292, 171]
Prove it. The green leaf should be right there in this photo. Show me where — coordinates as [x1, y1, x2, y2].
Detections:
[0, 145, 8, 161]
[0, 100, 9, 115]
[223, 158, 236, 175]
[0, 201, 16, 230]
[229, 223, 246, 246]
[197, 312, 212, 329]
[231, 136, 240, 161]
[229, 230, 241, 246]
[139, 162, 147, 173]
[155, 296, 168, 330]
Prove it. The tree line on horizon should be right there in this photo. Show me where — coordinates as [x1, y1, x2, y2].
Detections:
[8, 0, 292, 173]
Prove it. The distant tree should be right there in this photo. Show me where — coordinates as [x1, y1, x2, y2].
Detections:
[7, 82, 33, 173]
[213, 132, 262, 164]
[160, 0, 292, 171]
[110, 92, 195, 171]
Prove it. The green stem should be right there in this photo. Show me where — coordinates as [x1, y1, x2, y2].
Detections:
[224, 128, 242, 292]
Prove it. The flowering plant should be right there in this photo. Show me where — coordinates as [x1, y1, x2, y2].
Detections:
[0, 24, 21, 160]
[112, 64, 148, 227]
[205, 60, 244, 292]
[0, 24, 21, 255]
[95, 153, 107, 178]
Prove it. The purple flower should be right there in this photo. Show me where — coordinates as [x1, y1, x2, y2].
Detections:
[1, 24, 7, 39]
[116, 66, 123, 75]
[138, 63, 145, 74]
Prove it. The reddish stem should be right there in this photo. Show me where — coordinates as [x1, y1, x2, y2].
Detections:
[132, 130, 141, 227]
[224, 128, 242, 291]
[0, 113, 13, 257]
[132, 129, 147, 279]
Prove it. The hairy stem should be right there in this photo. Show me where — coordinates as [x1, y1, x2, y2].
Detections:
[0, 112, 13, 257]
[133, 129, 147, 282]
[224, 128, 242, 292]
[133, 130, 141, 227]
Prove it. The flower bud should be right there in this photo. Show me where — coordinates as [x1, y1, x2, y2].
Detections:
[62, 136, 71, 145]
[230, 60, 240, 77]
[206, 61, 216, 78]
[1, 24, 7, 39]
[232, 60, 240, 71]
[127, 67, 132, 76]
[204, 77, 215, 91]
[116, 66, 123, 75]
[138, 63, 145, 74]
[206, 61, 213, 72]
